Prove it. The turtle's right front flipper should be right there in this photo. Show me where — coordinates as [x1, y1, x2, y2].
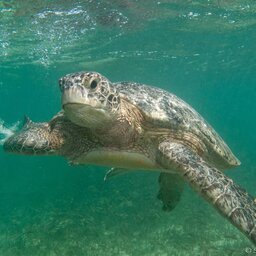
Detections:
[157, 141, 256, 245]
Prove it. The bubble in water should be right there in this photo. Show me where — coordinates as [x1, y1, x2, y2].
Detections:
[0, 119, 20, 145]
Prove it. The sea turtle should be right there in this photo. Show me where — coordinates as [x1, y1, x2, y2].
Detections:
[4, 113, 183, 211]
[4, 71, 256, 245]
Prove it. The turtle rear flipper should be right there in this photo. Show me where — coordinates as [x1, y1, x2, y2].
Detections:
[104, 167, 131, 181]
[157, 172, 184, 211]
[104, 168, 184, 211]
[157, 141, 256, 245]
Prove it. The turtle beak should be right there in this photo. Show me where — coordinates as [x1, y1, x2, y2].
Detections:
[61, 86, 87, 107]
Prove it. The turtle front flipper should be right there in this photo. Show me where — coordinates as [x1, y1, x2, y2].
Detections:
[4, 114, 66, 155]
[157, 172, 184, 211]
[157, 141, 256, 245]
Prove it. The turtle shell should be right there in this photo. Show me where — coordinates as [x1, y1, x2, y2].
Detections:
[115, 82, 240, 170]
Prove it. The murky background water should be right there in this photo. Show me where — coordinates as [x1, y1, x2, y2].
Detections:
[1, 1, 256, 255]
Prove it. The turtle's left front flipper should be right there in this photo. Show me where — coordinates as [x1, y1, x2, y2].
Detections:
[157, 141, 256, 245]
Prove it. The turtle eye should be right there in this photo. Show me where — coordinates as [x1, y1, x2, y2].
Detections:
[90, 79, 98, 89]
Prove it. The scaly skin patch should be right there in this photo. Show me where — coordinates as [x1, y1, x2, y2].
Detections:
[157, 141, 256, 245]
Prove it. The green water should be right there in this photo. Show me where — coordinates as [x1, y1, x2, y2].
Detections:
[1, 1, 256, 255]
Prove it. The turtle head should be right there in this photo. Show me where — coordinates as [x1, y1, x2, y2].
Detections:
[3, 117, 60, 155]
[59, 71, 120, 129]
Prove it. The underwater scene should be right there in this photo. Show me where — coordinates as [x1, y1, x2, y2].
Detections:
[1, 1, 256, 255]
